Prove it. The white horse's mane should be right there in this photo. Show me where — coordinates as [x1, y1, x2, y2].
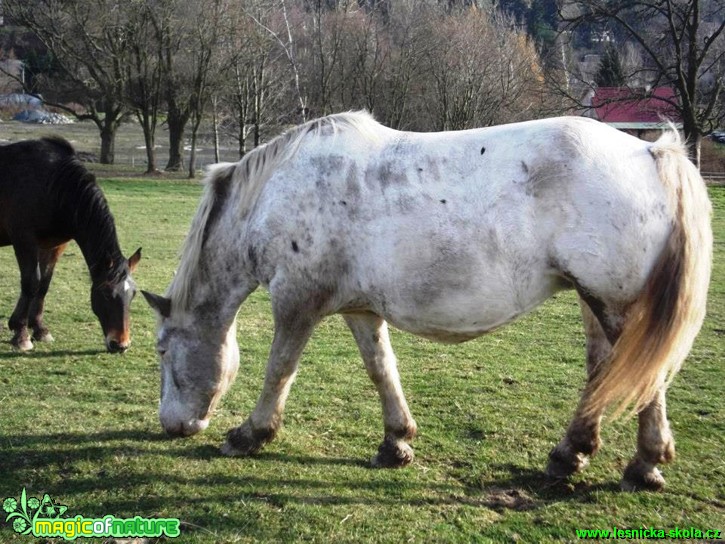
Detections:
[167, 110, 382, 312]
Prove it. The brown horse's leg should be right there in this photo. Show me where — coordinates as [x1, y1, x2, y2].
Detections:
[547, 299, 612, 478]
[621, 388, 674, 491]
[221, 299, 319, 457]
[8, 241, 40, 351]
[29, 244, 67, 342]
[344, 313, 417, 468]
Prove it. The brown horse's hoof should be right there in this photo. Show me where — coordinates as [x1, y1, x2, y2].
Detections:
[621, 458, 666, 492]
[11, 334, 34, 352]
[33, 331, 54, 343]
[221, 422, 276, 457]
[371, 437, 414, 468]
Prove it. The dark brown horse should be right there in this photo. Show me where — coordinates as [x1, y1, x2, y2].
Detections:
[0, 137, 141, 353]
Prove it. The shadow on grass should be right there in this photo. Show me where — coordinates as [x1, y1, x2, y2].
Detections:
[1, 428, 363, 462]
[2, 430, 456, 522]
[0, 346, 105, 359]
[0, 429, 622, 519]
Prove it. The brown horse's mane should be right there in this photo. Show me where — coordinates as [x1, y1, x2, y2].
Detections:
[43, 138, 126, 284]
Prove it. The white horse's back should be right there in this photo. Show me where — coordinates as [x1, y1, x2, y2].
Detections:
[245, 115, 671, 341]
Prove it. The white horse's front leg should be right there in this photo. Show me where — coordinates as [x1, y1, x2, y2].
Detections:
[345, 313, 417, 468]
[221, 303, 317, 457]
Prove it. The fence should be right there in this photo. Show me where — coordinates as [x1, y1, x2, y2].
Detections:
[703, 172, 725, 185]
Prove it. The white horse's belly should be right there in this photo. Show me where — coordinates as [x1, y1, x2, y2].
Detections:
[381, 294, 550, 343]
[379, 272, 564, 341]
[353, 222, 565, 342]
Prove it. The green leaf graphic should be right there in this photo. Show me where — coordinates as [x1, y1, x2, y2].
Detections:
[5, 512, 26, 523]
[4, 490, 68, 535]
[19, 489, 27, 519]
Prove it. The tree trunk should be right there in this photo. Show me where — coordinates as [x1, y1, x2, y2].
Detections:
[681, 113, 702, 169]
[99, 123, 116, 164]
[253, 69, 262, 149]
[140, 115, 157, 173]
[166, 105, 188, 171]
[238, 121, 247, 158]
[145, 134, 157, 173]
[212, 97, 220, 163]
[692, 134, 702, 170]
[188, 119, 201, 179]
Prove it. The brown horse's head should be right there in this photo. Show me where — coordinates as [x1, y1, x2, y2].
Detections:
[91, 248, 142, 353]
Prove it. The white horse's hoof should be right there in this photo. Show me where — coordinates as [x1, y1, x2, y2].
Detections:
[371, 438, 414, 468]
[621, 458, 666, 492]
[222, 423, 276, 457]
[546, 445, 589, 479]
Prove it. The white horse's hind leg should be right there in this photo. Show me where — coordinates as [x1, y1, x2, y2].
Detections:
[344, 313, 417, 468]
[547, 300, 609, 478]
[547, 298, 676, 490]
[221, 303, 318, 457]
[621, 388, 674, 491]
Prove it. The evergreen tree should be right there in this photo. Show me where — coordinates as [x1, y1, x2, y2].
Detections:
[526, 0, 558, 49]
[595, 45, 625, 87]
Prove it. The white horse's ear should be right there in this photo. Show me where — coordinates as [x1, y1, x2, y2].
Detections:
[142, 291, 171, 318]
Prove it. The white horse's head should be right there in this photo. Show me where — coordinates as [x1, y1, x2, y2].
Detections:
[142, 291, 239, 437]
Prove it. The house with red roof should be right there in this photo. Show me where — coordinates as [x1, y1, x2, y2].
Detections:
[583, 87, 682, 139]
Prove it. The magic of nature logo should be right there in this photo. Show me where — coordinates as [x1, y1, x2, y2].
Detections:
[3, 488, 180, 540]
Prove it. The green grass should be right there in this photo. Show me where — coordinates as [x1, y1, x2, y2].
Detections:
[0, 180, 723, 543]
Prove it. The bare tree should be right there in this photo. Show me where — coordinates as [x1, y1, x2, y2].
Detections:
[185, 0, 228, 178]
[125, 1, 163, 173]
[4, 0, 132, 163]
[560, 0, 725, 164]
[332, 2, 390, 113]
[302, 0, 350, 115]
[221, 1, 289, 156]
[375, 0, 432, 129]
[147, 1, 192, 171]
[142, 0, 227, 176]
[245, 0, 309, 122]
[421, 6, 545, 130]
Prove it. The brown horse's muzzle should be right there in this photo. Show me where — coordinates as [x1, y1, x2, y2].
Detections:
[105, 332, 130, 353]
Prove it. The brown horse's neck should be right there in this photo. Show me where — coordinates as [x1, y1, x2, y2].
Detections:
[74, 224, 126, 286]
[53, 164, 126, 285]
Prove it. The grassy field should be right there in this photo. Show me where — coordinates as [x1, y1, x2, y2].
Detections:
[0, 173, 723, 543]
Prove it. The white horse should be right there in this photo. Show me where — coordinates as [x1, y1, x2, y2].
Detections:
[143, 111, 712, 491]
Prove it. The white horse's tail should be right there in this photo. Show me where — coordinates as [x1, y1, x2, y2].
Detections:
[583, 131, 713, 418]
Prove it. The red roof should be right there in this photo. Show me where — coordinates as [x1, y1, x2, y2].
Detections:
[591, 87, 680, 123]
